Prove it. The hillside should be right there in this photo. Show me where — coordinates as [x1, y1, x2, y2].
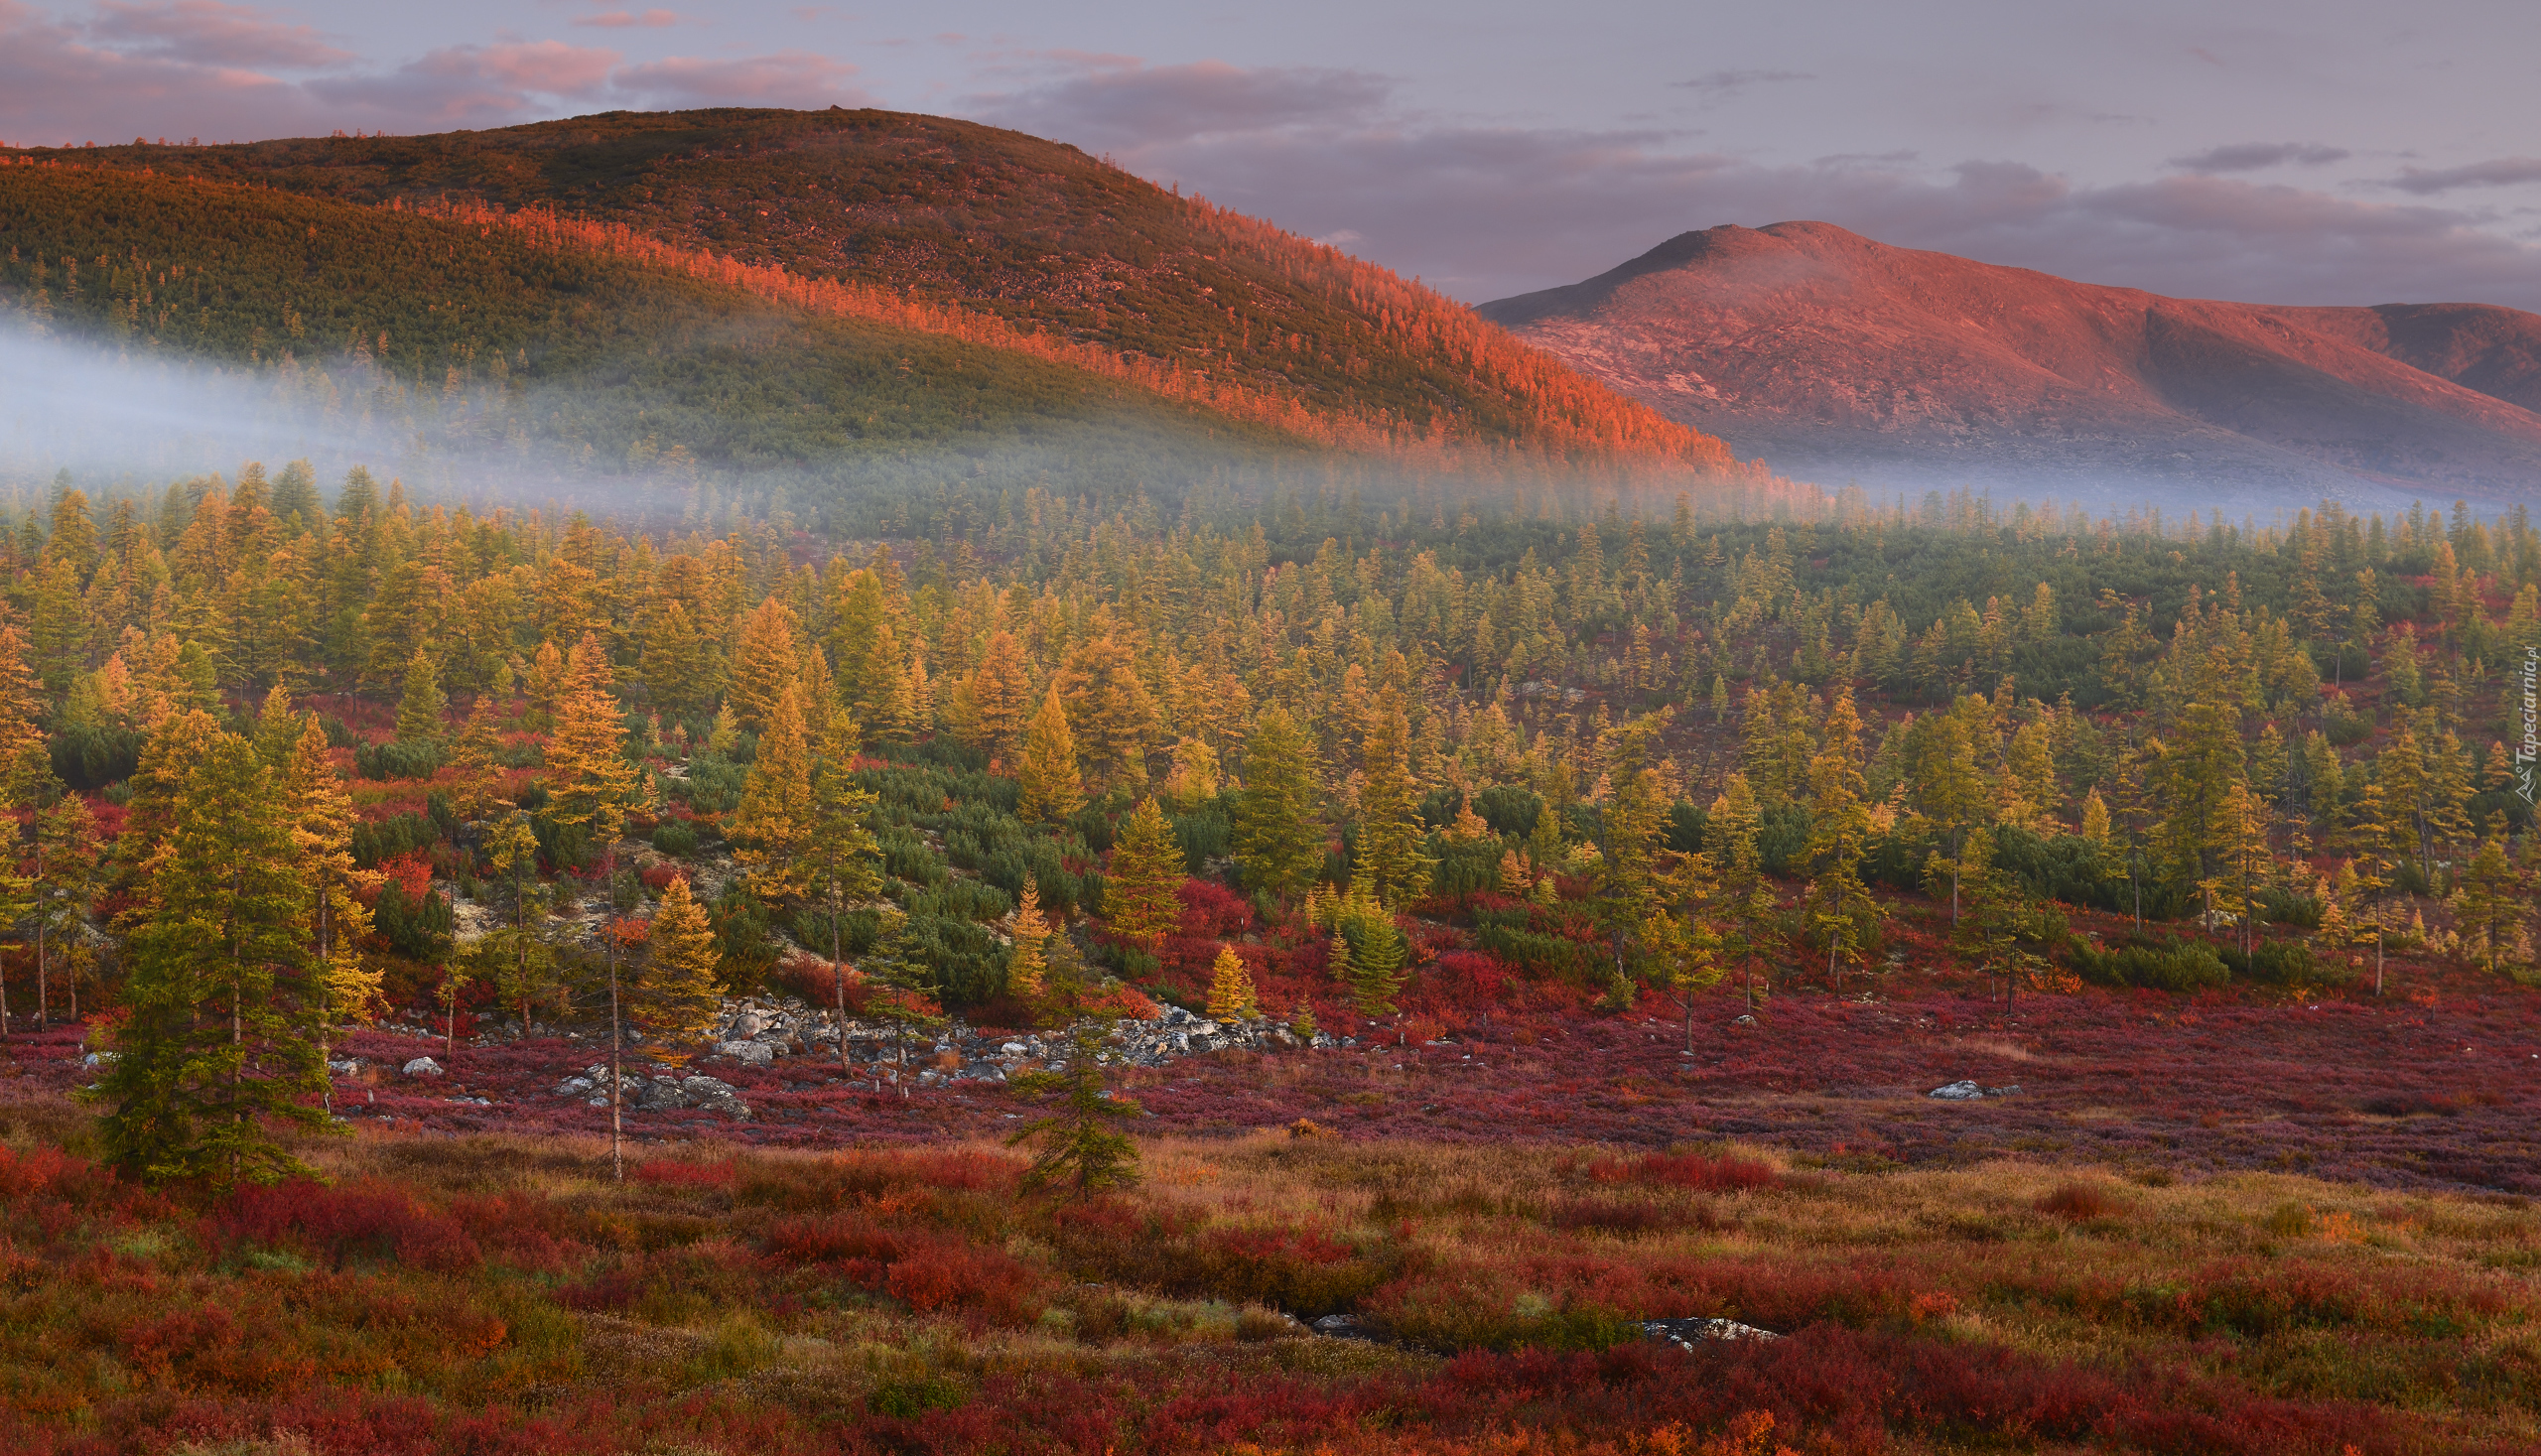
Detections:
[0, 162, 1299, 509]
[1478, 221, 2541, 513]
[17, 108, 1735, 472]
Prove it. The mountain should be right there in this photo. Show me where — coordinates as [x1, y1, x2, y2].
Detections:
[1478, 221, 2541, 514]
[7, 108, 1739, 480]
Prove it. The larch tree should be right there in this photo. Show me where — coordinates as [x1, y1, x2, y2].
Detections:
[1005, 880, 1051, 1003]
[1016, 688, 1086, 824]
[801, 710, 883, 1074]
[1205, 944, 1260, 1021]
[1354, 685, 1433, 908]
[394, 647, 446, 745]
[732, 680, 815, 901]
[282, 715, 380, 1105]
[726, 596, 802, 734]
[544, 632, 642, 861]
[638, 598, 716, 719]
[1709, 771, 1777, 1010]
[1106, 798, 1186, 952]
[635, 875, 724, 1060]
[472, 811, 561, 1037]
[1055, 633, 1158, 788]
[1905, 699, 1989, 927]
[966, 629, 1034, 763]
[32, 793, 102, 1025]
[1801, 684, 1882, 989]
[1232, 705, 1323, 904]
[94, 732, 324, 1188]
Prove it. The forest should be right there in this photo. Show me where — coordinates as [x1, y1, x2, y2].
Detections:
[0, 451, 2534, 1451]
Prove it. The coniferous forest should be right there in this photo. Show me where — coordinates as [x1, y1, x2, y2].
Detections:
[0, 108, 2539, 1456]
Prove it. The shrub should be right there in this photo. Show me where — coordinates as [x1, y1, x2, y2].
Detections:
[354, 738, 446, 781]
[217, 1180, 481, 1273]
[2070, 936, 2230, 992]
[651, 821, 701, 858]
[1592, 1150, 1780, 1192]
[2035, 1182, 2122, 1222]
[1474, 785, 1541, 838]
[2219, 939, 2344, 986]
[350, 811, 440, 869]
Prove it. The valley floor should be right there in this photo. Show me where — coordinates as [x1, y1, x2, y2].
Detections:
[2, 976, 2537, 1455]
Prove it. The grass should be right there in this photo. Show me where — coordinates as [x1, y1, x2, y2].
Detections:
[1, 1095, 2537, 1453]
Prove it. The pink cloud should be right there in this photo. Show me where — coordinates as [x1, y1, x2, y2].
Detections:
[88, 0, 351, 67]
[613, 51, 867, 107]
[572, 9, 680, 29]
[973, 58, 2541, 312]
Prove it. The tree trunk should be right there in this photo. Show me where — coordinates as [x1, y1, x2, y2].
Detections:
[609, 940, 624, 1183]
[833, 888, 849, 1079]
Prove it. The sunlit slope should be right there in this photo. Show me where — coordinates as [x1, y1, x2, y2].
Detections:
[39, 107, 1736, 469]
[0, 162, 1300, 479]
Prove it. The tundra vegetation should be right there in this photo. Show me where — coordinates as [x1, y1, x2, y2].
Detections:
[0, 455, 2523, 1450]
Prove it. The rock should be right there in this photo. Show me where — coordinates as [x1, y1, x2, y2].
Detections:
[1928, 1080, 1985, 1100]
[554, 1076, 596, 1097]
[403, 1056, 446, 1078]
[1644, 1317, 1781, 1348]
[716, 1041, 777, 1065]
[1311, 1314, 1380, 1341]
[730, 1012, 767, 1039]
[328, 1058, 362, 1075]
[1003, 1041, 1029, 1055]
[1732, 1014, 1758, 1026]
[1985, 1084, 2022, 1097]
[682, 1075, 751, 1120]
[636, 1078, 691, 1111]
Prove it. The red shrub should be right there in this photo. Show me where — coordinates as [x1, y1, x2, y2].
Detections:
[217, 1180, 481, 1273]
[882, 1243, 1042, 1319]
[738, 1149, 1017, 1211]
[637, 863, 684, 892]
[1591, 1151, 1780, 1193]
[632, 1158, 734, 1189]
[1177, 878, 1255, 939]
[374, 853, 434, 902]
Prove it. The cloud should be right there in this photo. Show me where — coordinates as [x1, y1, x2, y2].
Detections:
[2168, 141, 2349, 173]
[1671, 68, 1813, 98]
[613, 51, 867, 108]
[979, 58, 1389, 148]
[88, 0, 351, 67]
[305, 40, 620, 126]
[2383, 157, 2541, 195]
[572, 9, 679, 29]
[970, 59, 2541, 311]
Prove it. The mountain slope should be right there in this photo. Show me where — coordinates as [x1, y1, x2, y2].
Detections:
[27, 108, 1730, 469]
[1478, 221, 2541, 511]
[0, 162, 1293, 495]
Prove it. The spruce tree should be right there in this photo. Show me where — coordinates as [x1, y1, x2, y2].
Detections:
[1017, 687, 1086, 823]
[95, 733, 324, 1188]
[1232, 705, 1323, 903]
[1106, 798, 1185, 951]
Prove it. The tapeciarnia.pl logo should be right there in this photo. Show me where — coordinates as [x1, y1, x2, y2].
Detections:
[2519, 644, 2538, 806]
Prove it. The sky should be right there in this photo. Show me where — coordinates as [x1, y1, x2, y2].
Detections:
[5, 0, 2541, 309]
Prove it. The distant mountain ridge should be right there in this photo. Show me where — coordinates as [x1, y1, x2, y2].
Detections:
[1478, 221, 2541, 512]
